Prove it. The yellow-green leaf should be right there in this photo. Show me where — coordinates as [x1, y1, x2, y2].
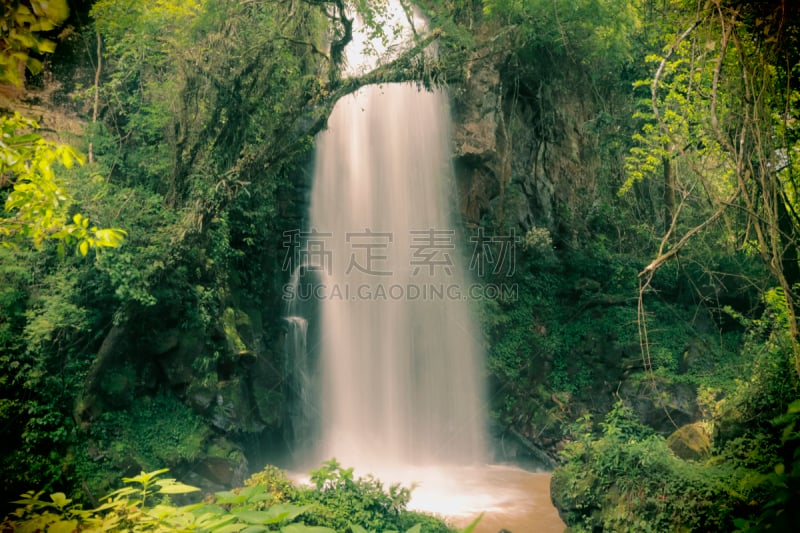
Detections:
[50, 492, 71, 508]
[38, 39, 58, 54]
[47, 519, 79, 533]
[156, 481, 201, 494]
[26, 57, 43, 76]
[30, 0, 70, 24]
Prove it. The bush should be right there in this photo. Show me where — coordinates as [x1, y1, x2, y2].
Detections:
[551, 403, 738, 532]
[3, 465, 471, 533]
[245, 459, 456, 533]
[2, 468, 324, 532]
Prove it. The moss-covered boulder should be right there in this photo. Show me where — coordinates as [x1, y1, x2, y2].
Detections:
[666, 422, 711, 461]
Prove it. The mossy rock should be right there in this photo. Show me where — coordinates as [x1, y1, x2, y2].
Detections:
[666, 422, 711, 461]
[222, 307, 248, 354]
[550, 462, 602, 528]
[210, 379, 265, 433]
[98, 363, 136, 407]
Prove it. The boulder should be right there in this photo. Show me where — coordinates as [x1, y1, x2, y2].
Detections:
[666, 422, 712, 461]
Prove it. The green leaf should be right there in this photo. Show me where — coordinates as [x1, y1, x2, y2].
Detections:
[458, 513, 484, 533]
[266, 503, 315, 522]
[787, 399, 800, 414]
[30, 0, 70, 23]
[215, 490, 246, 505]
[158, 482, 201, 494]
[214, 525, 251, 533]
[11, 133, 41, 144]
[11, 490, 46, 506]
[47, 519, 78, 533]
[49, 492, 71, 508]
[101, 486, 138, 501]
[37, 38, 57, 54]
[25, 57, 43, 75]
[194, 514, 240, 530]
[156, 478, 201, 494]
[280, 525, 336, 533]
[233, 511, 286, 525]
[123, 468, 170, 485]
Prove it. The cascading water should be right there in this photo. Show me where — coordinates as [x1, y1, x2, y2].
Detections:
[284, 3, 486, 472]
[307, 81, 487, 470]
[284, 314, 312, 455]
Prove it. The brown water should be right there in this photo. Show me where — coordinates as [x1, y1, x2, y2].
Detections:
[289, 464, 565, 533]
[404, 465, 566, 533]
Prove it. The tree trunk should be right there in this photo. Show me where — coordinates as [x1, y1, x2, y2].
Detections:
[663, 155, 674, 234]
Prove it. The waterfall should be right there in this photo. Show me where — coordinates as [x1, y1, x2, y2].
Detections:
[310, 83, 486, 469]
[284, 314, 312, 456]
[285, 2, 486, 474]
[279, 8, 565, 528]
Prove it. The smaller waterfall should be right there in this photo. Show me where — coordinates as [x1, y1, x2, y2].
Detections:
[284, 316, 309, 438]
[284, 267, 320, 464]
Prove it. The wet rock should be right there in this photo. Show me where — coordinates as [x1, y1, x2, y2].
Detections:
[180, 451, 249, 496]
[666, 422, 711, 461]
[620, 379, 699, 434]
[151, 328, 180, 355]
[453, 59, 500, 162]
[76, 325, 130, 422]
[452, 58, 501, 225]
[187, 380, 217, 413]
[193, 456, 240, 486]
[155, 329, 204, 387]
[98, 362, 136, 408]
[679, 339, 714, 374]
[210, 379, 266, 433]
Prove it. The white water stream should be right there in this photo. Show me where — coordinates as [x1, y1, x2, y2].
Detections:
[308, 81, 487, 469]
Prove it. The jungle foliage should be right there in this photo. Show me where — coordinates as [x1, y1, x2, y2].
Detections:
[474, 0, 800, 529]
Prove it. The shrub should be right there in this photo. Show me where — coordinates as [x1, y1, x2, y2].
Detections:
[244, 459, 456, 533]
[551, 403, 738, 532]
[2, 466, 471, 533]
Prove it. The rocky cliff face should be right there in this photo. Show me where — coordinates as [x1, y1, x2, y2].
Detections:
[74, 300, 286, 494]
[451, 58, 501, 226]
[451, 56, 603, 242]
[449, 49, 703, 462]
